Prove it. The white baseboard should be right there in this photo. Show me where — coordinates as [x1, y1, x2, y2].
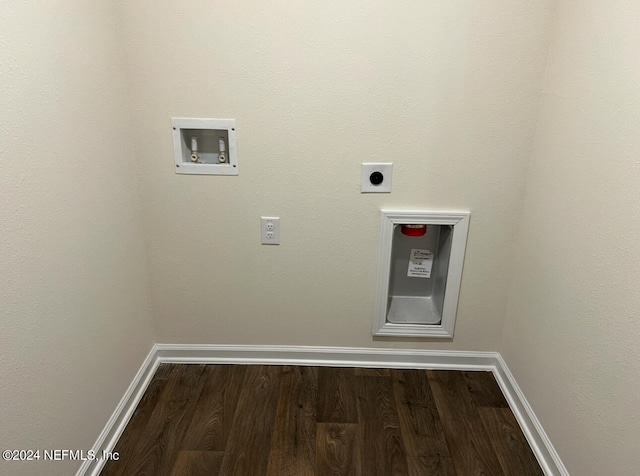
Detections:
[155, 344, 498, 370]
[77, 345, 159, 476]
[493, 354, 570, 476]
[79, 344, 568, 476]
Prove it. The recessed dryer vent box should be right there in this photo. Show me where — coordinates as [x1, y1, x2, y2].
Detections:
[171, 117, 237, 175]
[373, 210, 470, 338]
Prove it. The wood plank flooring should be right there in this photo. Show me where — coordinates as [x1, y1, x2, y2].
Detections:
[101, 365, 543, 476]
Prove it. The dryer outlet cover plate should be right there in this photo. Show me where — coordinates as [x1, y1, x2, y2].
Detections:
[361, 163, 393, 193]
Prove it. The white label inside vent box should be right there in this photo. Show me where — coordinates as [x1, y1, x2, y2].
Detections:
[407, 249, 433, 278]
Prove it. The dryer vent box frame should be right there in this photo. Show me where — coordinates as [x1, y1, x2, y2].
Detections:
[373, 210, 470, 338]
[171, 117, 238, 175]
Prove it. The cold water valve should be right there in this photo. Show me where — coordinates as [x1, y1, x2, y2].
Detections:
[218, 137, 226, 163]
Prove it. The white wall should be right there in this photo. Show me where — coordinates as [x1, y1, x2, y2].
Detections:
[119, 0, 554, 350]
[8, 2, 636, 474]
[0, 2, 154, 475]
[502, 1, 640, 474]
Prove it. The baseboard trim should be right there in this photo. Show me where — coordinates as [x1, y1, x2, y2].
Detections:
[155, 344, 498, 370]
[493, 354, 570, 476]
[77, 345, 159, 476]
[80, 344, 568, 476]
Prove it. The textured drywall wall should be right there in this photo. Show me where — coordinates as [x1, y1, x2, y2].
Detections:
[0, 2, 154, 475]
[119, 0, 554, 350]
[502, 1, 640, 474]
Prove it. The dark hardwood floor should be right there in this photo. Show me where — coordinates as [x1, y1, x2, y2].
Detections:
[101, 365, 543, 475]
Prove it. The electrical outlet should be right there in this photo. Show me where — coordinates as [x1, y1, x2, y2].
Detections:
[361, 163, 392, 193]
[261, 217, 280, 245]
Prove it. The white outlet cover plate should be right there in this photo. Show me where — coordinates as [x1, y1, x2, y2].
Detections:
[261, 217, 280, 245]
[361, 163, 392, 193]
